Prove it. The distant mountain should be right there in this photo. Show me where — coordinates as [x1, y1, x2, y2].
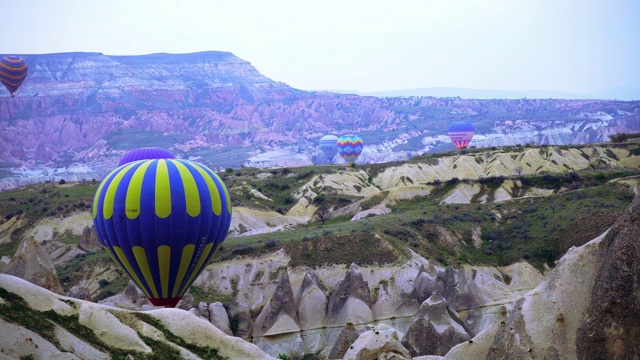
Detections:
[586, 87, 640, 101]
[0, 51, 639, 190]
[357, 87, 640, 101]
[358, 87, 586, 100]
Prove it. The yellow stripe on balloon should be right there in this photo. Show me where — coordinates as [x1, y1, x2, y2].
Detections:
[104, 247, 126, 274]
[132, 246, 159, 299]
[125, 160, 152, 219]
[93, 169, 119, 218]
[155, 160, 171, 218]
[212, 172, 232, 214]
[180, 242, 215, 297]
[191, 162, 221, 215]
[174, 161, 201, 217]
[112, 246, 151, 298]
[157, 245, 171, 298]
[103, 163, 138, 220]
[171, 244, 195, 298]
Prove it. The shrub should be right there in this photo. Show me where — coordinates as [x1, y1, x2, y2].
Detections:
[231, 245, 254, 256]
[446, 177, 460, 185]
[58, 179, 66, 185]
[265, 240, 277, 248]
[609, 133, 628, 143]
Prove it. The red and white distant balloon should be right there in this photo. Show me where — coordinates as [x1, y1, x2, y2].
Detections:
[447, 122, 475, 149]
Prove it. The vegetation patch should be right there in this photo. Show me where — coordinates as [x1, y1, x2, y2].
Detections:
[0, 287, 132, 358]
[133, 313, 225, 360]
[189, 285, 234, 307]
[284, 233, 400, 267]
[359, 191, 389, 210]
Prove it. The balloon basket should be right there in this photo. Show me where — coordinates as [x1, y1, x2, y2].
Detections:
[149, 297, 182, 308]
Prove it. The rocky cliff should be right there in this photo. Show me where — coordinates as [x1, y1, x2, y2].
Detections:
[1, 51, 639, 190]
[0, 274, 275, 359]
[439, 196, 640, 360]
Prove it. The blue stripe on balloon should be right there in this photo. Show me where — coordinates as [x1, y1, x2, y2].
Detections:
[166, 160, 187, 247]
[103, 163, 154, 296]
[137, 160, 163, 296]
[183, 161, 211, 246]
[172, 160, 204, 294]
[200, 164, 229, 250]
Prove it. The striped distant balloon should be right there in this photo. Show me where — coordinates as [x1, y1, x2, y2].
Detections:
[118, 147, 176, 166]
[0, 56, 28, 96]
[92, 159, 232, 307]
[337, 135, 364, 164]
[447, 122, 475, 149]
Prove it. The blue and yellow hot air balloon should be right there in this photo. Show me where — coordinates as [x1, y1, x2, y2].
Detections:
[92, 159, 232, 307]
[337, 135, 364, 165]
[118, 147, 176, 166]
[0, 56, 28, 97]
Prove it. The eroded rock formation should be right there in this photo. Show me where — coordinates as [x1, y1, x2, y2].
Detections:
[253, 268, 299, 337]
[3, 237, 63, 294]
[326, 263, 374, 327]
[402, 292, 470, 357]
[444, 195, 640, 360]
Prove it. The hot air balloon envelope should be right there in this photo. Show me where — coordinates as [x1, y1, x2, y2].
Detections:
[118, 147, 176, 166]
[0, 56, 28, 96]
[337, 135, 364, 164]
[92, 159, 232, 307]
[447, 122, 475, 149]
[318, 135, 339, 162]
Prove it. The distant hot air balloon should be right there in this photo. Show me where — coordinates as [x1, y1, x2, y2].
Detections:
[318, 135, 339, 162]
[92, 159, 232, 307]
[337, 135, 364, 165]
[447, 122, 475, 149]
[0, 56, 28, 97]
[118, 147, 176, 166]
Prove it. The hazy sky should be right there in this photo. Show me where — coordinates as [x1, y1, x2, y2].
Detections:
[2, 0, 639, 94]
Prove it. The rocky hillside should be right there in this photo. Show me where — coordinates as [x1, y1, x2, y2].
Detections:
[1, 51, 639, 190]
[438, 194, 640, 360]
[0, 274, 275, 359]
[1, 195, 638, 359]
[1, 141, 639, 358]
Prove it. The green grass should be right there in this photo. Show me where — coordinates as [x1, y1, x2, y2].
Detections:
[0, 240, 21, 258]
[0, 287, 130, 358]
[93, 273, 130, 302]
[0, 286, 227, 359]
[0, 181, 96, 219]
[134, 313, 226, 360]
[55, 250, 126, 295]
[213, 177, 636, 271]
[188, 285, 235, 308]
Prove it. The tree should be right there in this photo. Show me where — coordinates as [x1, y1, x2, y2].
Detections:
[514, 165, 523, 177]
[315, 208, 330, 225]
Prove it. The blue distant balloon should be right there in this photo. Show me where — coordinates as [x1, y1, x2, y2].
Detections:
[118, 147, 176, 166]
[93, 159, 232, 307]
